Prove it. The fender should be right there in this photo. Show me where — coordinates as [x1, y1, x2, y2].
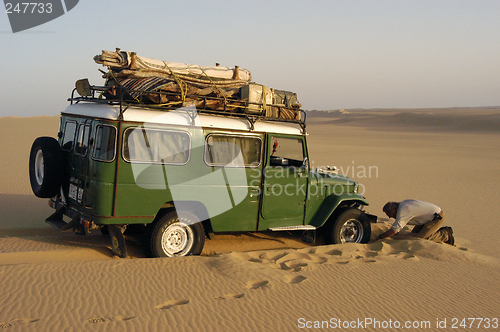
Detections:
[307, 193, 369, 228]
[159, 200, 210, 222]
[158, 200, 212, 234]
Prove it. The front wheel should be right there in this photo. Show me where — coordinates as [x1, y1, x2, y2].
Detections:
[324, 208, 371, 244]
[148, 210, 205, 258]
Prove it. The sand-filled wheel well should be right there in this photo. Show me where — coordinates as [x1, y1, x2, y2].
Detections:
[322, 206, 371, 244]
[145, 208, 206, 258]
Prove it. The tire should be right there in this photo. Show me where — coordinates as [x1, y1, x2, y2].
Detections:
[148, 210, 205, 258]
[325, 208, 371, 244]
[29, 137, 63, 198]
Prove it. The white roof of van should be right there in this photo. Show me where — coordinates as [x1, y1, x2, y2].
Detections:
[62, 103, 305, 135]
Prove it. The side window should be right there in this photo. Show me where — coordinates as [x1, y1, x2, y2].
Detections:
[75, 124, 91, 156]
[205, 135, 262, 167]
[93, 125, 117, 162]
[123, 127, 190, 164]
[269, 136, 304, 167]
[61, 121, 77, 151]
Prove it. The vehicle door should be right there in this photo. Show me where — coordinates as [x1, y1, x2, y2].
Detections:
[66, 119, 94, 208]
[59, 118, 77, 200]
[258, 134, 309, 230]
[200, 133, 263, 232]
[86, 123, 118, 214]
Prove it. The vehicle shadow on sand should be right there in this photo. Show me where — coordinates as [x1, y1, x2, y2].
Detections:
[0, 193, 365, 262]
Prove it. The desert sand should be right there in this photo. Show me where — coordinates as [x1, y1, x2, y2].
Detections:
[1, 109, 500, 331]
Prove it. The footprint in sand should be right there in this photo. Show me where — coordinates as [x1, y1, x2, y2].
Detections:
[287, 275, 307, 284]
[215, 293, 245, 300]
[86, 316, 135, 324]
[324, 249, 343, 256]
[248, 258, 262, 263]
[155, 299, 190, 310]
[314, 256, 328, 264]
[393, 253, 420, 261]
[279, 261, 308, 272]
[268, 252, 288, 261]
[246, 280, 269, 289]
[0, 318, 39, 328]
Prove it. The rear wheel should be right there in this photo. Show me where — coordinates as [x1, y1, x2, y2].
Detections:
[29, 137, 63, 198]
[148, 210, 205, 257]
[325, 208, 371, 244]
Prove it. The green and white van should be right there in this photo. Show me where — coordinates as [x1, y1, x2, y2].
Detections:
[29, 85, 374, 258]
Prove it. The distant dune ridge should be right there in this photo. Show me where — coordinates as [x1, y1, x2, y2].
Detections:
[1, 108, 500, 331]
[307, 107, 500, 132]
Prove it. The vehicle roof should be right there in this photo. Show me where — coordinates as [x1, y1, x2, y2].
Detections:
[62, 103, 305, 135]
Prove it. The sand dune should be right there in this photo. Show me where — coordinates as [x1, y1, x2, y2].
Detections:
[0, 237, 498, 331]
[308, 107, 500, 133]
[1, 110, 500, 331]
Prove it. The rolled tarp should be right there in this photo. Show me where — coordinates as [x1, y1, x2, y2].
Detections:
[94, 49, 252, 82]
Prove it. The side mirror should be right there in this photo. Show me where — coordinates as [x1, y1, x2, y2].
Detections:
[302, 157, 309, 173]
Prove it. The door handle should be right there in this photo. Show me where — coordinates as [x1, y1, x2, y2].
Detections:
[249, 188, 260, 201]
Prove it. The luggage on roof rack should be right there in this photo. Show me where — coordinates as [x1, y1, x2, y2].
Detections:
[70, 49, 306, 128]
[94, 48, 252, 83]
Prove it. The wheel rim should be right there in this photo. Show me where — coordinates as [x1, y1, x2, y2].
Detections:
[340, 219, 364, 243]
[34, 149, 44, 185]
[161, 222, 194, 256]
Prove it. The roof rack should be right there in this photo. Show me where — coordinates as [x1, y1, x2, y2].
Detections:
[69, 79, 307, 133]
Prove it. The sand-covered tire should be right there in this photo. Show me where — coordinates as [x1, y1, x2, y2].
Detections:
[29, 137, 63, 198]
[325, 208, 371, 244]
[148, 210, 205, 258]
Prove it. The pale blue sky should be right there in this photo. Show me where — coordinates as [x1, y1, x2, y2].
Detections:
[1, 0, 499, 117]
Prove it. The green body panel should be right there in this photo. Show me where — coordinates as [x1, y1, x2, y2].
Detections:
[56, 114, 369, 232]
[307, 193, 369, 228]
[60, 117, 119, 221]
[86, 182, 114, 217]
[258, 166, 308, 229]
[86, 152, 117, 217]
[304, 171, 368, 227]
[257, 134, 308, 230]
[303, 173, 327, 224]
[112, 125, 264, 231]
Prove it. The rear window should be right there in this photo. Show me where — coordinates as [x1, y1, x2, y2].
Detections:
[93, 125, 117, 162]
[61, 121, 77, 151]
[123, 127, 190, 164]
[75, 124, 91, 156]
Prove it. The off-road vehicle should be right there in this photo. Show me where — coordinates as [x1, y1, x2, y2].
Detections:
[29, 52, 374, 257]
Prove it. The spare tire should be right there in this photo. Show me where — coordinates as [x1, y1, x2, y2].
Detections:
[29, 137, 64, 198]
